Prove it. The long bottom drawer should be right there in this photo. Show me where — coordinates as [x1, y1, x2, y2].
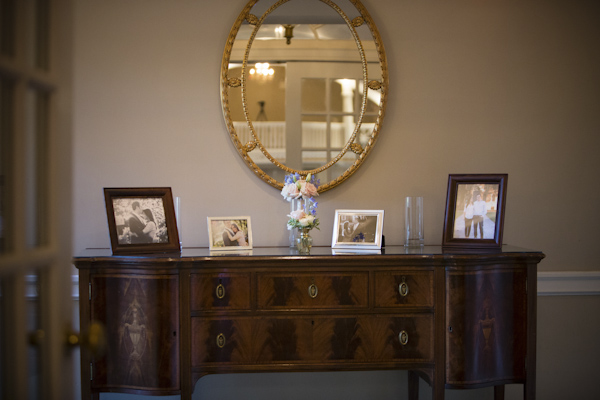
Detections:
[191, 315, 433, 366]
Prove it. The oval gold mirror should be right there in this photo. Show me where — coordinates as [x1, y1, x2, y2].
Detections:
[221, 0, 387, 192]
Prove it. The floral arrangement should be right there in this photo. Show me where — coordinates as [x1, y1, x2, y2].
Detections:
[281, 172, 320, 231]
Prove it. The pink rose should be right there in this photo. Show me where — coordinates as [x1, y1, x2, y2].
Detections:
[281, 183, 301, 200]
[299, 181, 318, 199]
[289, 209, 307, 220]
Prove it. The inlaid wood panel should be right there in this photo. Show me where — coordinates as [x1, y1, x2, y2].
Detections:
[446, 267, 527, 387]
[190, 273, 251, 311]
[90, 274, 179, 391]
[257, 272, 369, 309]
[375, 270, 434, 308]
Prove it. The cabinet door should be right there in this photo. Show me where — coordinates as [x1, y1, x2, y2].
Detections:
[90, 273, 179, 392]
[446, 267, 527, 387]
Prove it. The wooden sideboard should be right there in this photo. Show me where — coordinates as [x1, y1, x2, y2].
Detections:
[74, 246, 544, 400]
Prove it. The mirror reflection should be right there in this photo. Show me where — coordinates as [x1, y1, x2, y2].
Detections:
[222, 0, 387, 192]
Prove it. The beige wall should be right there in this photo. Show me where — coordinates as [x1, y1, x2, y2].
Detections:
[72, 0, 600, 399]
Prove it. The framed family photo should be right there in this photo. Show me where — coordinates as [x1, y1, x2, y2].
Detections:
[331, 209, 384, 250]
[207, 216, 253, 251]
[442, 174, 507, 250]
[104, 187, 180, 255]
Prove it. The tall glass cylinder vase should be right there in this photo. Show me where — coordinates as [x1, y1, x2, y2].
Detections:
[175, 196, 182, 250]
[405, 196, 424, 246]
[288, 198, 301, 247]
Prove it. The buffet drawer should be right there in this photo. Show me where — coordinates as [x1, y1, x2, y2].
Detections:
[375, 270, 434, 308]
[191, 314, 433, 366]
[190, 272, 251, 311]
[257, 272, 369, 309]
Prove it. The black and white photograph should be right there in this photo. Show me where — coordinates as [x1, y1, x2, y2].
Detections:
[207, 216, 253, 251]
[332, 210, 384, 250]
[104, 187, 180, 255]
[112, 197, 167, 244]
[442, 174, 507, 250]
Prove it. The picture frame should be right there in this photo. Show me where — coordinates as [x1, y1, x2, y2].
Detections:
[331, 209, 384, 250]
[442, 174, 508, 250]
[207, 216, 253, 251]
[104, 187, 180, 255]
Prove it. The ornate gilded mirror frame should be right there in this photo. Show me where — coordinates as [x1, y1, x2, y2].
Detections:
[220, 0, 388, 192]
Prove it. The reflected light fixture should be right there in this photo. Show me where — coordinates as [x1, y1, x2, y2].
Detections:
[249, 62, 275, 78]
[275, 25, 284, 39]
[283, 24, 294, 45]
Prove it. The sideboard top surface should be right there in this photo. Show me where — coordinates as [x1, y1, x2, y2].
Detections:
[73, 245, 544, 268]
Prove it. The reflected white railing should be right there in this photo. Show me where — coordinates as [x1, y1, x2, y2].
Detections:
[232, 121, 374, 165]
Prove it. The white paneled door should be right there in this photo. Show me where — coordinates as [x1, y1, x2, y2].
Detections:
[0, 0, 75, 399]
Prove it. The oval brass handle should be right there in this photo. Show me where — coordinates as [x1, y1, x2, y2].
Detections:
[399, 277, 409, 297]
[308, 283, 318, 299]
[216, 283, 225, 299]
[399, 330, 409, 346]
[66, 322, 107, 357]
[216, 333, 226, 348]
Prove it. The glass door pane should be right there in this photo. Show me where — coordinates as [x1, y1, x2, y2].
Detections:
[25, 89, 50, 248]
[0, 276, 4, 400]
[0, 0, 17, 57]
[26, 272, 42, 400]
[31, 0, 51, 70]
[0, 80, 13, 253]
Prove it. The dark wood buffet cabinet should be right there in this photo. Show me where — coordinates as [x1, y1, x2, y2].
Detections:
[74, 246, 544, 400]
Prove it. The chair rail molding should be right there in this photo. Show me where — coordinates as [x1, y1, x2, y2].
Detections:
[537, 271, 600, 296]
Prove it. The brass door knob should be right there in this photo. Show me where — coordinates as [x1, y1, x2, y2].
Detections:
[66, 322, 107, 357]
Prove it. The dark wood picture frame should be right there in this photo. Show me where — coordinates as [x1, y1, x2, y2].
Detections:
[104, 187, 180, 255]
[442, 174, 507, 250]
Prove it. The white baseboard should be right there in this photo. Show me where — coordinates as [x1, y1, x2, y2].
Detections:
[537, 271, 600, 296]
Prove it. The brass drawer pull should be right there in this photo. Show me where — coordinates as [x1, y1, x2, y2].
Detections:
[399, 276, 409, 297]
[399, 330, 409, 346]
[216, 283, 225, 299]
[308, 283, 318, 298]
[216, 333, 226, 348]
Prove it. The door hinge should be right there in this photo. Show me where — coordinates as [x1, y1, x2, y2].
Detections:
[90, 362, 93, 380]
[89, 282, 92, 301]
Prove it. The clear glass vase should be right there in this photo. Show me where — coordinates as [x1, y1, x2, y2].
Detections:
[296, 228, 313, 254]
[288, 198, 301, 247]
